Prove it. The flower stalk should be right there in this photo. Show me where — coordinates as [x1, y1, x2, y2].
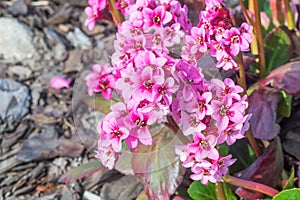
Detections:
[222, 174, 279, 197]
[284, 0, 295, 30]
[107, 0, 124, 25]
[252, 0, 266, 78]
[236, 53, 262, 158]
[215, 182, 226, 200]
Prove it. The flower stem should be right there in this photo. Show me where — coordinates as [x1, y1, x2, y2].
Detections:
[236, 53, 262, 158]
[107, 0, 124, 25]
[238, 0, 254, 27]
[284, 0, 295, 30]
[247, 0, 259, 55]
[215, 182, 226, 200]
[253, 0, 266, 78]
[222, 175, 279, 197]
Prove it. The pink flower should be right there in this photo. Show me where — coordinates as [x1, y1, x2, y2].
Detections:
[142, 6, 172, 27]
[216, 54, 238, 70]
[211, 78, 243, 100]
[131, 66, 164, 102]
[102, 113, 129, 152]
[188, 132, 219, 161]
[84, 0, 107, 30]
[185, 27, 208, 54]
[85, 64, 116, 100]
[153, 77, 178, 106]
[96, 144, 117, 170]
[211, 95, 245, 131]
[124, 111, 156, 148]
[190, 160, 218, 184]
[185, 91, 213, 120]
[181, 112, 206, 136]
[115, 0, 134, 16]
[213, 155, 236, 180]
[50, 76, 72, 90]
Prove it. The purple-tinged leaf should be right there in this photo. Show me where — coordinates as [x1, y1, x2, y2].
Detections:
[234, 137, 283, 199]
[131, 125, 186, 199]
[58, 160, 108, 183]
[249, 88, 281, 140]
[261, 61, 300, 95]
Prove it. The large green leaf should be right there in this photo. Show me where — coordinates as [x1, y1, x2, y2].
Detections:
[264, 26, 293, 73]
[187, 181, 237, 200]
[273, 188, 300, 200]
[188, 181, 217, 200]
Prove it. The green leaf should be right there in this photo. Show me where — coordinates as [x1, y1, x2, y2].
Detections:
[273, 188, 300, 200]
[83, 94, 115, 114]
[218, 143, 229, 157]
[264, 27, 293, 73]
[224, 182, 237, 200]
[277, 91, 292, 118]
[188, 181, 217, 200]
[58, 160, 107, 183]
[283, 167, 295, 190]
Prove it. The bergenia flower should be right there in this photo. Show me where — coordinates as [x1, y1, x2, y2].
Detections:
[84, 0, 107, 30]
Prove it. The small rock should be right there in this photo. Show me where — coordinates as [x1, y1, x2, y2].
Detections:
[83, 191, 103, 200]
[0, 79, 30, 132]
[53, 43, 68, 62]
[66, 28, 91, 50]
[64, 50, 82, 73]
[0, 18, 36, 61]
[100, 175, 144, 200]
[7, 66, 32, 80]
[8, 0, 28, 16]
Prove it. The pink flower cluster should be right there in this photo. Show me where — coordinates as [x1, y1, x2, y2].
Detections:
[175, 77, 251, 184]
[182, 1, 253, 70]
[84, 0, 252, 183]
[84, 0, 107, 30]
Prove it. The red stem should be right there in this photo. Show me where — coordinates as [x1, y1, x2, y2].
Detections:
[223, 175, 279, 197]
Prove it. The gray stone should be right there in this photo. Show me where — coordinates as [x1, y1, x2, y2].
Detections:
[53, 43, 68, 62]
[66, 28, 91, 50]
[0, 18, 36, 61]
[100, 175, 144, 200]
[0, 79, 30, 132]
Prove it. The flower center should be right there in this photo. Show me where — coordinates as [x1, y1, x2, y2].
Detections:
[219, 104, 229, 116]
[135, 118, 147, 128]
[152, 35, 161, 45]
[134, 41, 143, 50]
[199, 140, 209, 149]
[143, 79, 154, 89]
[189, 117, 199, 127]
[152, 15, 161, 25]
[222, 86, 230, 95]
[119, 0, 128, 9]
[112, 130, 122, 138]
[196, 37, 204, 45]
[197, 101, 205, 111]
[158, 86, 166, 95]
[231, 35, 239, 43]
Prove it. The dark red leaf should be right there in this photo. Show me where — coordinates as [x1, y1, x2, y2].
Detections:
[234, 137, 284, 199]
[249, 87, 281, 140]
[261, 61, 300, 95]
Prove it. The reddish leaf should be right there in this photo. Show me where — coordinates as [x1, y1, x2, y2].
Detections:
[260, 61, 300, 95]
[249, 88, 281, 140]
[270, 0, 285, 26]
[58, 160, 108, 183]
[131, 125, 186, 199]
[234, 137, 283, 199]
